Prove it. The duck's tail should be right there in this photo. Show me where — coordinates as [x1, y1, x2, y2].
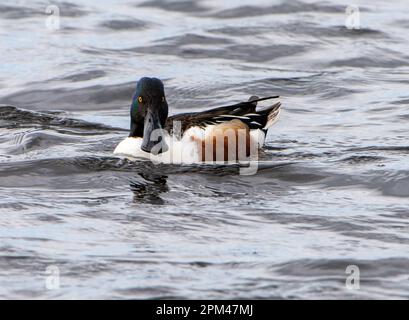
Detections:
[240, 96, 281, 131]
[263, 101, 281, 129]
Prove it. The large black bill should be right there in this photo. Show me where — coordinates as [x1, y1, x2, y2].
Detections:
[141, 110, 168, 155]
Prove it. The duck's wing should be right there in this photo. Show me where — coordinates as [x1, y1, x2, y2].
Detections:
[165, 96, 280, 134]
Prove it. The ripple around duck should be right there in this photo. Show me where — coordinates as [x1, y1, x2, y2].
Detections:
[0, 4, 39, 19]
[0, 2, 89, 19]
[328, 56, 409, 69]
[274, 257, 409, 279]
[338, 155, 386, 164]
[239, 74, 360, 98]
[346, 146, 409, 153]
[208, 1, 345, 19]
[137, 0, 209, 13]
[1, 130, 80, 155]
[274, 23, 385, 39]
[125, 43, 306, 63]
[0, 106, 125, 131]
[99, 19, 147, 31]
[55, 70, 107, 83]
[0, 155, 295, 179]
[0, 82, 135, 111]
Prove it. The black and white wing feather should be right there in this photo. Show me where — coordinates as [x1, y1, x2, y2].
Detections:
[165, 96, 281, 134]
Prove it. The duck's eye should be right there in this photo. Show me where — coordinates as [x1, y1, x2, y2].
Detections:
[162, 97, 165, 102]
[138, 96, 143, 103]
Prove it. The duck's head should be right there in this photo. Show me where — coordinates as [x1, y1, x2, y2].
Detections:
[130, 77, 168, 154]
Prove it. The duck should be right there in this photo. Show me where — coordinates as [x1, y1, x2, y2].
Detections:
[114, 77, 281, 164]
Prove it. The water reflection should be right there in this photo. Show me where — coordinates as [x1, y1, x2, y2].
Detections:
[130, 173, 169, 205]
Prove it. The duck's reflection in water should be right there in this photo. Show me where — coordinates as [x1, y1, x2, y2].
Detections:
[129, 173, 169, 205]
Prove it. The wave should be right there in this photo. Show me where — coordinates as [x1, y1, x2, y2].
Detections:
[0, 105, 126, 132]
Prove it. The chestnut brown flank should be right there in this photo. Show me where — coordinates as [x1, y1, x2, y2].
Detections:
[192, 120, 251, 162]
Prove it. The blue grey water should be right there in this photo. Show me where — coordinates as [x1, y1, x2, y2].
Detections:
[0, 0, 409, 299]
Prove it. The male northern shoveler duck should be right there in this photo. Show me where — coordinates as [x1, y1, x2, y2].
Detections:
[114, 77, 281, 163]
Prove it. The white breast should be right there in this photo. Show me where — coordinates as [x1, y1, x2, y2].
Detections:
[113, 130, 202, 164]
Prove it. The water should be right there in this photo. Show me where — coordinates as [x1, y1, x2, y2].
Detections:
[1, 0, 409, 299]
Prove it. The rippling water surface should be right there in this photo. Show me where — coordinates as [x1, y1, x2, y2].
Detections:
[1, 0, 409, 299]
